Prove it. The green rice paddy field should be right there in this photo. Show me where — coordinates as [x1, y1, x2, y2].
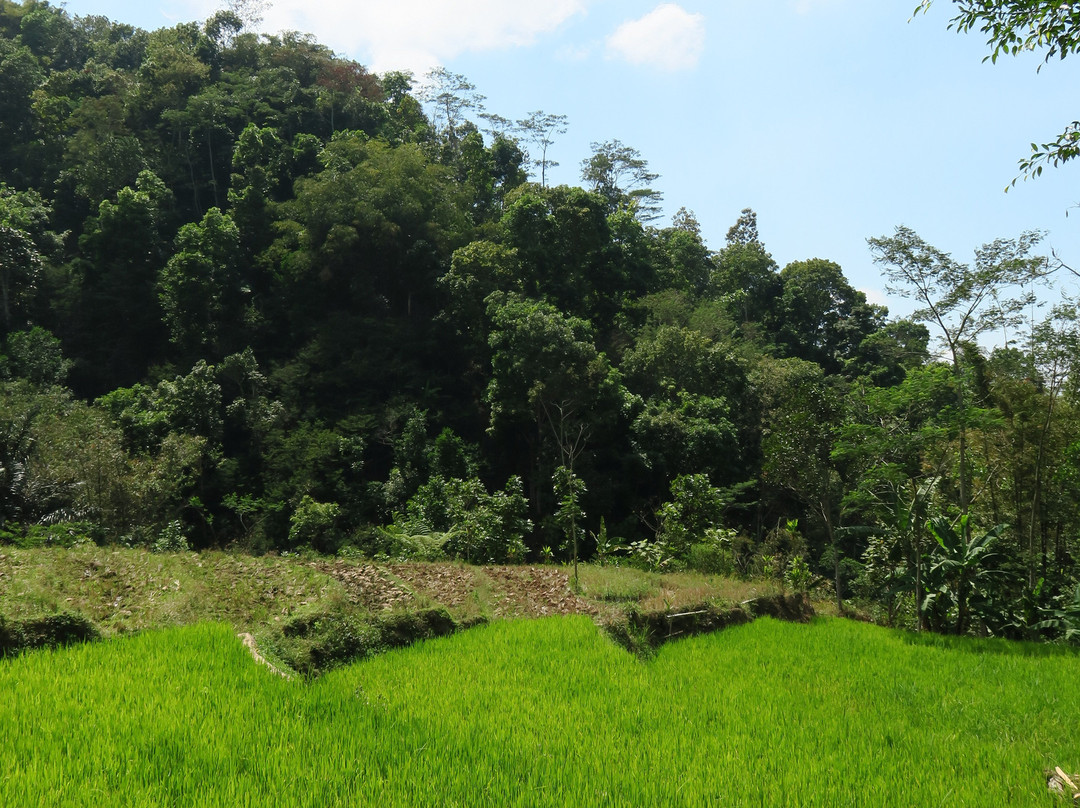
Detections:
[1, 616, 1077, 806]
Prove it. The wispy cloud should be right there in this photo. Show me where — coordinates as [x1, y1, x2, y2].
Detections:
[605, 4, 705, 72]
[247, 0, 590, 73]
[860, 286, 889, 308]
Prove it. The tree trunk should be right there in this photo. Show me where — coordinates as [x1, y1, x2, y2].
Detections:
[951, 349, 970, 535]
[913, 522, 925, 632]
[0, 266, 10, 333]
[955, 574, 969, 635]
[1027, 393, 1056, 590]
[820, 495, 841, 613]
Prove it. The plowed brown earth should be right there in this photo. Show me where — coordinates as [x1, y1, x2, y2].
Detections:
[316, 561, 600, 620]
[480, 566, 598, 618]
[390, 563, 484, 613]
[309, 561, 416, 612]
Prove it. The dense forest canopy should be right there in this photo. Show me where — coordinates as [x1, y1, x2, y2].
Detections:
[1, 0, 1079, 640]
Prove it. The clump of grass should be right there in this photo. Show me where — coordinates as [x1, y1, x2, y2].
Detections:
[574, 564, 658, 602]
[636, 571, 779, 613]
[464, 567, 498, 622]
[573, 564, 783, 614]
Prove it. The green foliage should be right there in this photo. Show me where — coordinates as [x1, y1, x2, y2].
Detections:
[3, 327, 70, 386]
[486, 293, 611, 432]
[222, 493, 284, 548]
[0, 3, 1078, 636]
[399, 475, 531, 564]
[0, 225, 43, 335]
[158, 207, 242, 354]
[916, 0, 1080, 182]
[580, 138, 662, 220]
[0, 184, 61, 334]
[924, 515, 1009, 634]
[499, 185, 633, 322]
[0, 381, 114, 530]
[371, 522, 448, 562]
[785, 555, 814, 594]
[711, 209, 781, 326]
[552, 465, 586, 571]
[630, 392, 737, 483]
[0, 521, 98, 549]
[685, 527, 741, 576]
[591, 517, 621, 566]
[776, 258, 886, 375]
[153, 519, 189, 553]
[288, 495, 342, 553]
[622, 325, 746, 480]
[758, 357, 853, 605]
[656, 473, 729, 559]
[1035, 583, 1080, 643]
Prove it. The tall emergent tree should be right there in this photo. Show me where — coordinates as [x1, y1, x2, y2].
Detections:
[581, 139, 662, 221]
[418, 67, 485, 155]
[868, 226, 1049, 523]
[516, 110, 568, 188]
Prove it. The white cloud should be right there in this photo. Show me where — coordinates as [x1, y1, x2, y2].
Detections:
[244, 0, 589, 74]
[605, 4, 705, 72]
[860, 286, 889, 308]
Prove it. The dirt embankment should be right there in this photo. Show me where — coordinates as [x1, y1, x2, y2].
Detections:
[274, 563, 815, 671]
[0, 550, 816, 670]
[604, 593, 815, 657]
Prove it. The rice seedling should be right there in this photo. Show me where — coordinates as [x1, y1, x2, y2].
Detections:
[0, 617, 1075, 806]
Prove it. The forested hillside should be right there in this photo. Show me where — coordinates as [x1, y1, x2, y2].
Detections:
[1, 0, 1078, 640]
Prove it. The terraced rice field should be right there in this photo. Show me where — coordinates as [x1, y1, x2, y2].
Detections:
[1, 616, 1077, 806]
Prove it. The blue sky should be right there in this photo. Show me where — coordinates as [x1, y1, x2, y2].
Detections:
[57, 0, 1080, 317]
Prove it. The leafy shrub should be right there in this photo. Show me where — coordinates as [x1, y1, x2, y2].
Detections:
[1035, 583, 1080, 643]
[761, 519, 807, 564]
[627, 538, 674, 572]
[371, 523, 448, 561]
[222, 493, 285, 550]
[656, 473, 727, 559]
[4, 327, 71, 387]
[399, 475, 531, 564]
[785, 555, 813, 593]
[686, 528, 739, 575]
[0, 521, 99, 548]
[289, 496, 343, 554]
[152, 520, 189, 553]
[591, 517, 623, 566]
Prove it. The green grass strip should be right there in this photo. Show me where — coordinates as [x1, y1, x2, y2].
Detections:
[0, 617, 1076, 806]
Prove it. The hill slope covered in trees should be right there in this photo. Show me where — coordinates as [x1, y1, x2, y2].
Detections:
[1, 0, 1078, 641]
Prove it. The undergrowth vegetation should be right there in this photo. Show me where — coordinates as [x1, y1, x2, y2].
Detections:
[1, 617, 1076, 806]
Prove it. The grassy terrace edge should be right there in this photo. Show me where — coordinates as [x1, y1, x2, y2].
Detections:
[0, 546, 817, 674]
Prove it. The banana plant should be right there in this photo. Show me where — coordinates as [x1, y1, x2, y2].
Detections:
[923, 515, 1007, 635]
[1034, 584, 1080, 644]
